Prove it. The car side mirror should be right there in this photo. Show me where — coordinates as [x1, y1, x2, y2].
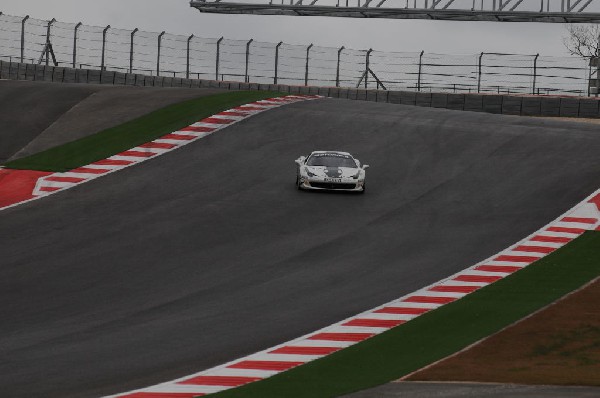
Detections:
[295, 156, 306, 165]
[362, 164, 370, 170]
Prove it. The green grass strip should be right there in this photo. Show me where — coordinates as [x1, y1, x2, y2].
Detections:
[210, 231, 600, 398]
[4, 91, 284, 172]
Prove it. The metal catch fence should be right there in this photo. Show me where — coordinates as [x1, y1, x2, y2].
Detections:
[0, 13, 593, 96]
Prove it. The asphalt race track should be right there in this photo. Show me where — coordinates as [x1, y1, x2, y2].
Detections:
[2, 96, 600, 397]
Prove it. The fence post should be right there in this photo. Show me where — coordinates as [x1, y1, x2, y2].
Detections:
[129, 28, 138, 74]
[157, 31, 165, 77]
[305, 43, 313, 86]
[245, 38, 253, 83]
[21, 15, 29, 63]
[274, 41, 283, 84]
[587, 30, 600, 97]
[477, 52, 484, 93]
[73, 22, 82, 68]
[365, 48, 373, 89]
[186, 34, 194, 79]
[216, 36, 223, 80]
[45, 18, 56, 66]
[101, 25, 110, 71]
[336, 46, 345, 87]
[417, 50, 424, 92]
[596, 54, 600, 98]
[532, 53, 539, 95]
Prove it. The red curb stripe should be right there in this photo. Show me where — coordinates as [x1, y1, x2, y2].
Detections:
[180, 126, 216, 133]
[70, 167, 111, 174]
[200, 117, 235, 124]
[429, 285, 481, 293]
[179, 376, 261, 386]
[269, 346, 341, 355]
[161, 133, 196, 141]
[39, 186, 62, 192]
[589, 193, 600, 211]
[343, 318, 405, 328]
[119, 393, 205, 398]
[453, 275, 503, 283]
[374, 307, 431, 315]
[45, 176, 86, 183]
[512, 245, 556, 254]
[139, 142, 177, 150]
[530, 235, 572, 243]
[403, 296, 457, 304]
[93, 159, 134, 166]
[493, 254, 540, 263]
[228, 360, 303, 371]
[475, 265, 522, 273]
[546, 226, 586, 234]
[118, 150, 157, 158]
[308, 332, 374, 342]
[560, 216, 597, 224]
[218, 111, 248, 116]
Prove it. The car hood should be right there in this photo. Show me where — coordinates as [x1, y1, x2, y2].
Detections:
[305, 166, 359, 178]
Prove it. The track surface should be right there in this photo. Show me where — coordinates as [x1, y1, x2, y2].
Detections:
[0, 80, 223, 162]
[2, 98, 600, 397]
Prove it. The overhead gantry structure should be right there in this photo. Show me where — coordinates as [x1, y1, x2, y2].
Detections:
[190, 0, 600, 22]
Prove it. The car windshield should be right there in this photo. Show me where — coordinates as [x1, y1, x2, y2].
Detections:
[307, 154, 357, 168]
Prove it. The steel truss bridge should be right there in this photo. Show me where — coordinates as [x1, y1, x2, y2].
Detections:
[190, 0, 600, 22]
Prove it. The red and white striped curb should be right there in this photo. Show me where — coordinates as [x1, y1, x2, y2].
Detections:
[0, 95, 321, 212]
[108, 192, 600, 398]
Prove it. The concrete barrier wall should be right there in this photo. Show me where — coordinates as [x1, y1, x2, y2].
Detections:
[2, 60, 599, 118]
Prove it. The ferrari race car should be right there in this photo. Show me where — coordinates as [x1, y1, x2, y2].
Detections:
[295, 151, 369, 193]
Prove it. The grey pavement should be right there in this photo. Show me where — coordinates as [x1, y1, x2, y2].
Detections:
[0, 80, 95, 163]
[0, 80, 224, 162]
[1, 96, 600, 397]
[344, 382, 600, 398]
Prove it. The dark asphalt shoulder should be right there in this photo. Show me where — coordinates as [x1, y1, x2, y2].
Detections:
[344, 382, 600, 398]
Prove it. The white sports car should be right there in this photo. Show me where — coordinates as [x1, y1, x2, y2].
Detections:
[295, 151, 369, 193]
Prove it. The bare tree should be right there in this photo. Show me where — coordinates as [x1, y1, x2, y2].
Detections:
[563, 24, 600, 59]
[564, 24, 600, 96]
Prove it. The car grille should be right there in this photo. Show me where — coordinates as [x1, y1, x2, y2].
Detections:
[310, 182, 357, 190]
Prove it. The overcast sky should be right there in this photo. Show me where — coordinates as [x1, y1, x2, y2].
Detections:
[0, 0, 582, 57]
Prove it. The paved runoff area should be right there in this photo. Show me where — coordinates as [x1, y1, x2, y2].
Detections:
[2, 92, 600, 397]
[0, 80, 224, 163]
[343, 382, 600, 398]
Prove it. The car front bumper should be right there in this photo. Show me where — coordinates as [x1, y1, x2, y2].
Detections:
[300, 177, 365, 192]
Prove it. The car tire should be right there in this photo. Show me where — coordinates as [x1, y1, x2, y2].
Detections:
[296, 175, 302, 190]
[359, 183, 366, 194]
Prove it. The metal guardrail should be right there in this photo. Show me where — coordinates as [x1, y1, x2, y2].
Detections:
[0, 12, 593, 96]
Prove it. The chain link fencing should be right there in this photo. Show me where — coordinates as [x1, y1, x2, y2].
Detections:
[0, 13, 594, 96]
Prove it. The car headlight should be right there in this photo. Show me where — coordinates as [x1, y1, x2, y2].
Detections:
[304, 167, 317, 177]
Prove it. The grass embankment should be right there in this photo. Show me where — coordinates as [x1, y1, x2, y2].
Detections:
[4, 91, 284, 172]
[209, 231, 600, 398]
